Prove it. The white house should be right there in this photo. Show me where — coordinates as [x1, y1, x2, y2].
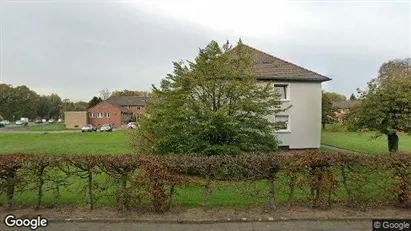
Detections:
[242, 45, 331, 149]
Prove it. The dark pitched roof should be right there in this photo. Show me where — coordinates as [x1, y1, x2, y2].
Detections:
[106, 102, 129, 113]
[232, 44, 331, 82]
[88, 101, 129, 113]
[106, 96, 154, 106]
[332, 100, 360, 109]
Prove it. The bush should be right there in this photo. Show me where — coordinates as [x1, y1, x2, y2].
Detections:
[1, 151, 410, 212]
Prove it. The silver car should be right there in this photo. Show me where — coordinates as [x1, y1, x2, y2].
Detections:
[100, 124, 113, 132]
[81, 124, 97, 132]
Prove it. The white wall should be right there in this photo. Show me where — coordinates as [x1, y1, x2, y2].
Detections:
[262, 81, 322, 149]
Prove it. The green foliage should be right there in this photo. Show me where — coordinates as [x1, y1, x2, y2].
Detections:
[321, 91, 334, 128]
[323, 91, 347, 102]
[61, 99, 88, 118]
[349, 93, 357, 101]
[88, 96, 103, 109]
[1, 151, 411, 211]
[346, 58, 411, 151]
[132, 40, 288, 155]
[110, 90, 153, 97]
[36, 94, 62, 119]
[0, 84, 40, 120]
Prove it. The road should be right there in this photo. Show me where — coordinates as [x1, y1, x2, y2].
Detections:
[0, 129, 80, 134]
[0, 220, 372, 231]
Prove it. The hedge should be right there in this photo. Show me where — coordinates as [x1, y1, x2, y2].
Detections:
[0, 151, 410, 212]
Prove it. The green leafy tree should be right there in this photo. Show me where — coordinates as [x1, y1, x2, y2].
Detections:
[60, 99, 88, 118]
[323, 91, 347, 102]
[111, 90, 153, 97]
[349, 93, 357, 101]
[130, 40, 289, 155]
[321, 91, 333, 129]
[88, 96, 103, 109]
[346, 58, 411, 152]
[37, 94, 62, 119]
[0, 84, 39, 120]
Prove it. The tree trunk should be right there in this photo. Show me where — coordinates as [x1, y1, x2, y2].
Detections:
[6, 170, 17, 210]
[88, 172, 94, 210]
[388, 133, 399, 152]
[268, 175, 276, 210]
[36, 166, 46, 210]
[168, 184, 175, 211]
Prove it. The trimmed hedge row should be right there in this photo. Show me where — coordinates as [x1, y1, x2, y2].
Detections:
[0, 151, 410, 212]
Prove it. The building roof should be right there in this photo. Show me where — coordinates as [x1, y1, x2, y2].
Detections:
[232, 44, 331, 82]
[332, 100, 360, 109]
[106, 96, 153, 106]
[88, 101, 129, 113]
[106, 101, 129, 113]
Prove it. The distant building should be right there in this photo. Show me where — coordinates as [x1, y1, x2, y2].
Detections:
[64, 96, 154, 128]
[87, 96, 154, 128]
[331, 100, 360, 122]
[64, 111, 88, 129]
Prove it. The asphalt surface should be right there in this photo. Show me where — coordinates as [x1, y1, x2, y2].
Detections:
[0, 220, 372, 231]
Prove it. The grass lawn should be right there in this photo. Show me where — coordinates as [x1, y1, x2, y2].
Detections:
[321, 131, 411, 154]
[0, 131, 134, 155]
[5, 124, 72, 131]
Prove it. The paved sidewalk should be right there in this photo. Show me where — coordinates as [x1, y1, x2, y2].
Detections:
[321, 144, 361, 154]
[0, 220, 371, 231]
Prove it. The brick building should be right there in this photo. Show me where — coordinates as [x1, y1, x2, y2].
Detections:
[86, 96, 154, 128]
[87, 101, 132, 128]
[105, 96, 152, 121]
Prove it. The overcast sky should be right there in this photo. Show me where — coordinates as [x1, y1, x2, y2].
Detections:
[1, 0, 410, 101]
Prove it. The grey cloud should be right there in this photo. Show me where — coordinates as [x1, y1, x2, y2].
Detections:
[1, 1, 409, 101]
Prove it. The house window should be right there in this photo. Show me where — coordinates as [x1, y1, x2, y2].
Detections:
[106, 113, 110, 118]
[275, 115, 290, 132]
[97, 113, 103, 118]
[274, 84, 289, 100]
[136, 106, 141, 110]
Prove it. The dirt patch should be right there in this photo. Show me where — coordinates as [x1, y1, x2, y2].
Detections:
[1, 206, 410, 222]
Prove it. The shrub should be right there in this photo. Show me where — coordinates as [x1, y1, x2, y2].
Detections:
[1, 150, 410, 211]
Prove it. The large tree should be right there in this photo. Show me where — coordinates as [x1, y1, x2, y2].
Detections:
[99, 88, 111, 100]
[88, 96, 103, 109]
[130, 40, 289, 155]
[346, 58, 411, 152]
[349, 93, 357, 101]
[37, 94, 62, 119]
[323, 91, 347, 102]
[0, 84, 40, 120]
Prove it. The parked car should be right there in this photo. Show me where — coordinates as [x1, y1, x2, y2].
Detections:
[81, 124, 97, 132]
[127, 122, 137, 129]
[34, 119, 43, 124]
[57, 119, 63, 123]
[0, 120, 10, 125]
[48, 119, 56, 123]
[0, 123, 4, 128]
[15, 120, 28, 126]
[42, 119, 47, 123]
[100, 124, 113, 132]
